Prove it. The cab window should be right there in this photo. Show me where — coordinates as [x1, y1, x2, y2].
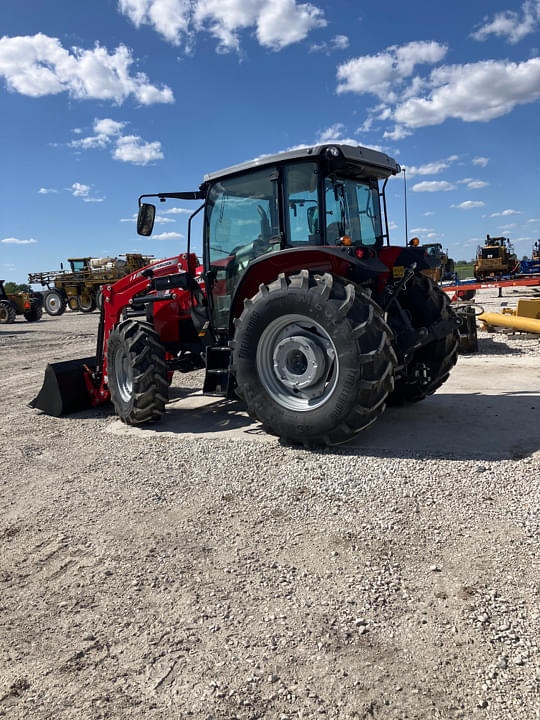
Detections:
[284, 162, 319, 246]
[205, 167, 279, 328]
[324, 178, 382, 246]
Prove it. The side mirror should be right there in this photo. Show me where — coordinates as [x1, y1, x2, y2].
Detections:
[137, 203, 156, 236]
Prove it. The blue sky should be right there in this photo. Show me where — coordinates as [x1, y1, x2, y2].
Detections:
[1, 0, 540, 283]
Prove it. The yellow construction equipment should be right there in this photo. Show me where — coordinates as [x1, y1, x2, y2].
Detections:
[479, 299, 540, 333]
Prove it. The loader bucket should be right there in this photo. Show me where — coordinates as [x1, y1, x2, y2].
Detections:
[29, 357, 96, 417]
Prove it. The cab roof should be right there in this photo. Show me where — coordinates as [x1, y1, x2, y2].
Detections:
[203, 144, 401, 184]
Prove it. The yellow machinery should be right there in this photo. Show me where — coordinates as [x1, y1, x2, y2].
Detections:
[28, 253, 154, 316]
[479, 299, 540, 333]
[474, 235, 519, 279]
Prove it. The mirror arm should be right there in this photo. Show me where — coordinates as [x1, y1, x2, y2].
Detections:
[138, 191, 204, 205]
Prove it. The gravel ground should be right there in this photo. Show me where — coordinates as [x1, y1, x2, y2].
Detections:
[0, 288, 538, 720]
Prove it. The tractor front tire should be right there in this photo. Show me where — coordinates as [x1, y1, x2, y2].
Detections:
[388, 274, 458, 405]
[107, 319, 169, 425]
[44, 290, 67, 316]
[0, 300, 16, 324]
[231, 271, 396, 447]
[23, 299, 43, 322]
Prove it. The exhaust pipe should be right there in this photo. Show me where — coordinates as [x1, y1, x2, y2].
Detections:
[29, 357, 97, 416]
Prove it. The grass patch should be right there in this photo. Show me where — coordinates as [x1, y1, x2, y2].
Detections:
[454, 262, 474, 280]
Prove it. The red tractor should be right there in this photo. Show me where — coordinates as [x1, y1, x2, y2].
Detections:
[31, 144, 458, 446]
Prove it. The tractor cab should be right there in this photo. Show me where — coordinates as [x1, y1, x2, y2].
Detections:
[137, 144, 401, 335]
[202, 151, 389, 329]
[67, 258, 92, 273]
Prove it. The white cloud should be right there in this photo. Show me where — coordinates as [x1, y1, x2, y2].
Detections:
[38, 187, 58, 194]
[412, 181, 456, 192]
[410, 227, 435, 233]
[337, 41, 540, 136]
[119, 0, 191, 46]
[113, 135, 164, 165]
[120, 0, 327, 52]
[152, 231, 184, 240]
[473, 156, 489, 167]
[394, 58, 540, 128]
[337, 41, 447, 102]
[2, 237, 38, 244]
[0, 33, 174, 104]
[71, 118, 164, 166]
[424, 211, 435, 216]
[94, 118, 126, 136]
[121, 213, 175, 222]
[310, 34, 349, 54]
[70, 118, 128, 151]
[471, 1, 540, 44]
[490, 209, 521, 216]
[383, 125, 412, 140]
[404, 155, 459, 178]
[451, 200, 485, 209]
[71, 182, 90, 197]
[313, 123, 384, 151]
[69, 182, 105, 202]
[457, 178, 489, 189]
[163, 207, 192, 214]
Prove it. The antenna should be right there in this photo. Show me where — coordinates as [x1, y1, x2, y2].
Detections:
[403, 167, 409, 246]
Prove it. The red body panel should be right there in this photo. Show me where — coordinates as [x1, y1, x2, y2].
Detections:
[377, 246, 404, 291]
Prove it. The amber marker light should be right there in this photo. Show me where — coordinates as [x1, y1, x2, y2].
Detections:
[341, 235, 352, 246]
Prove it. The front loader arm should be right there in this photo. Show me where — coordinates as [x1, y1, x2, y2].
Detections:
[89, 254, 199, 402]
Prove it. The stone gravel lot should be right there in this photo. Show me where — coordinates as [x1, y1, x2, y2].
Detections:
[0, 287, 538, 719]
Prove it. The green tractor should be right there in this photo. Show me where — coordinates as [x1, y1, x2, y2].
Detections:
[0, 281, 43, 324]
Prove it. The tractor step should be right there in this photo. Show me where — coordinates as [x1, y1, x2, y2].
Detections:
[203, 345, 233, 396]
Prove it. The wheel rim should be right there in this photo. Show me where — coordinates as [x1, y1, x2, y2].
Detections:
[47, 294, 61, 311]
[0, 305, 8, 321]
[256, 314, 339, 412]
[114, 346, 133, 403]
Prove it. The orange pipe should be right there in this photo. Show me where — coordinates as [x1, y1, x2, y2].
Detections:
[478, 312, 540, 333]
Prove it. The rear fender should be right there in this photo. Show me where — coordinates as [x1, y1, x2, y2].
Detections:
[229, 246, 384, 331]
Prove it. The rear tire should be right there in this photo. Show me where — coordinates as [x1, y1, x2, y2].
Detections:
[0, 300, 16, 324]
[44, 290, 67, 316]
[388, 274, 458, 405]
[107, 319, 169, 425]
[231, 270, 396, 447]
[79, 293, 96, 313]
[23, 299, 43, 322]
